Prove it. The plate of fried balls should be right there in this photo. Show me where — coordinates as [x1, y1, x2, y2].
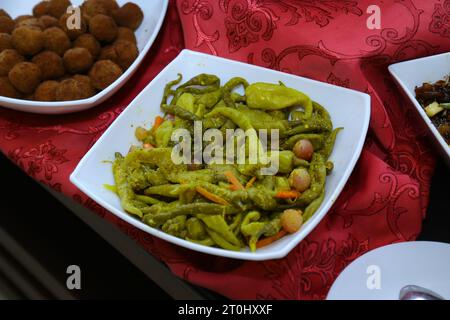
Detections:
[0, 0, 168, 114]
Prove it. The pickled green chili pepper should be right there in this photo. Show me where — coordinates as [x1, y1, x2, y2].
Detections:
[197, 214, 241, 247]
[223, 77, 249, 108]
[176, 93, 195, 113]
[196, 89, 223, 110]
[295, 153, 326, 206]
[186, 217, 207, 240]
[206, 107, 253, 131]
[206, 228, 241, 251]
[319, 127, 343, 159]
[246, 82, 313, 119]
[162, 104, 200, 122]
[112, 153, 143, 218]
[161, 73, 182, 105]
[162, 215, 187, 238]
[286, 115, 333, 136]
[155, 120, 173, 148]
[303, 190, 325, 221]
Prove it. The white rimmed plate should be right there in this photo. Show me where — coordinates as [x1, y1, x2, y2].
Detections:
[327, 241, 450, 300]
[0, 0, 168, 114]
[70, 49, 371, 261]
[389, 52, 450, 165]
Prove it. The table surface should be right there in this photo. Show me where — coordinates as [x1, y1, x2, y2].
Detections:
[0, 152, 448, 299]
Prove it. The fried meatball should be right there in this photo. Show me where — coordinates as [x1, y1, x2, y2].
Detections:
[48, 0, 72, 19]
[33, 1, 50, 17]
[116, 27, 136, 44]
[12, 26, 44, 56]
[89, 14, 117, 43]
[82, 0, 119, 20]
[0, 16, 15, 34]
[0, 76, 20, 98]
[113, 3, 143, 31]
[73, 33, 101, 58]
[15, 15, 33, 23]
[99, 45, 117, 61]
[8, 62, 42, 94]
[16, 18, 45, 30]
[34, 80, 59, 101]
[114, 40, 138, 69]
[56, 77, 93, 101]
[0, 33, 12, 53]
[59, 13, 87, 40]
[32, 51, 65, 80]
[63, 47, 93, 74]
[89, 59, 122, 90]
[73, 74, 95, 97]
[0, 49, 25, 76]
[43, 27, 71, 56]
[0, 10, 11, 19]
[39, 15, 59, 29]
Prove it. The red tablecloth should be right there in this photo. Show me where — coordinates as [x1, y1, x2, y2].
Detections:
[1, 0, 449, 299]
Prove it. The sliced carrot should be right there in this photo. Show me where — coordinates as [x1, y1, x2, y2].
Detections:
[224, 170, 244, 190]
[195, 186, 230, 206]
[256, 230, 287, 249]
[152, 116, 164, 131]
[275, 190, 300, 199]
[245, 176, 256, 189]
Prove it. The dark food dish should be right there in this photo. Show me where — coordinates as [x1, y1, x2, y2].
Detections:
[0, 0, 143, 102]
[415, 75, 450, 145]
[109, 74, 342, 252]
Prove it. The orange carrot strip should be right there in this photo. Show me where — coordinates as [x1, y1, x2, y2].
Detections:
[275, 190, 300, 199]
[224, 171, 244, 190]
[245, 177, 257, 189]
[152, 116, 164, 131]
[256, 230, 287, 249]
[195, 186, 230, 206]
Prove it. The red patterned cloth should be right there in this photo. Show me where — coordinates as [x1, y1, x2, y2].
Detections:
[0, 0, 448, 299]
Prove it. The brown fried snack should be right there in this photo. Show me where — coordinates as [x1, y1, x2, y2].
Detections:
[32, 51, 65, 80]
[15, 15, 33, 24]
[47, 0, 72, 19]
[114, 40, 138, 69]
[8, 62, 42, 94]
[59, 12, 87, 40]
[0, 76, 20, 98]
[73, 33, 101, 58]
[89, 59, 122, 90]
[63, 47, 93, 74]
[0, 16, 15, 34]
[116, 27, 136, 44]
[112, 2, 143, 31]
[99, 45, 117, 61]
[0, 10, 11, 19]
[34, 80, 59, 101]
[73, 74, 95, 97]
[89, 14, 117, 43]
[81, 0, 119, 20]
[16, 18, 45, 30]
[33, 1, 50, 17]
[56, 77, 94, 101]
[12, 26, 44, 56]
[0, 49, 25, 76]
[39, 15, 60, 29]
[43, 27, 71, 56]
[0, 33, 12, 53]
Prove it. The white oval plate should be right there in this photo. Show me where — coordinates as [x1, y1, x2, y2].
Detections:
[389, 52, 450, 166]
[0, 0, 168, 114]
[327, 241, 450, 300]
[70, 49, 371, 261]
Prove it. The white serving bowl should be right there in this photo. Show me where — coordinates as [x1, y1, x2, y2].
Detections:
[71, 49, 371, 261]
[389, 52, 450, 165]
[0, 0, 168, 114]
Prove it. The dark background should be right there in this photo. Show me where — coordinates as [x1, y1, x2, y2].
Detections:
[0, 152, 448, 299]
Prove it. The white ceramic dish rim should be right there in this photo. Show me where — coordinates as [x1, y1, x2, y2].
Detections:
[70, 49, 371, 261]
[388, 52, 450, 160]
[0, 0, 169, 113]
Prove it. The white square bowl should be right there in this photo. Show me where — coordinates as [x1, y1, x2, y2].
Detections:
[70, 49, 371, 261]
[0, 0, 168, 114]
[389, 52, 450, 164]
